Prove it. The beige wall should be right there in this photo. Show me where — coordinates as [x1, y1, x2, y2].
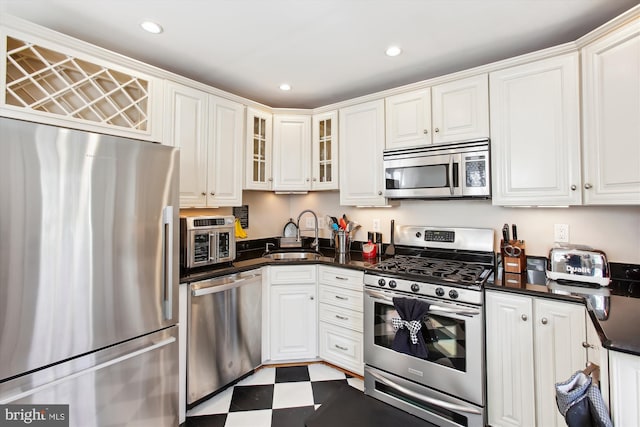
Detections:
[183, 191, 640, 263]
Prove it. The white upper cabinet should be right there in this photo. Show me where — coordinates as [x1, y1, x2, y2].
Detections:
[311, 110, 339, 190]
[582, 18, 640, 205]
[385, 88, 431, 149]
[164, 82, 208, 206]
[272, 114, 311, 192]
[206, 95, 245, 206]
[164, 81, 244, 207]
[431, 74, 489, 144]
[1, 32, 162, 141]
[385, 75, 488, 150]
[490, 53, 581, 206]
[339, 99, 387, 206]
[245, 108, 273, 191]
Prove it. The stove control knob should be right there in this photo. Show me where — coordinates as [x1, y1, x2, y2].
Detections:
[411, 283, 420, 293]
[388, 280, 397, 289]
[415, 231, 422, 239]
[449, 289, 459, 299]
[378, 278, 386, 287]
[435, 287, 445, 297]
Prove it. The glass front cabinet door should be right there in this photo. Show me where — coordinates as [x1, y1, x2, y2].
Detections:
[245, 107, 273, 190]
[312, 111, 339, 190]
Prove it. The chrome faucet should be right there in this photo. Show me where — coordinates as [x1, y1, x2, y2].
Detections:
[296, 209, 319, 252]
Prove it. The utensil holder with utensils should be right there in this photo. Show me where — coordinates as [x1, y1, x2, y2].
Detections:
[501, 239, 526, 273]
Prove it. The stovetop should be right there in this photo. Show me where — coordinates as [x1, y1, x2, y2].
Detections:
[363, 226, 495, 304]
[371, 254, 492, 287]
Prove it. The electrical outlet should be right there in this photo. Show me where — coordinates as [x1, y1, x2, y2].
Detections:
[554, 224, 569, 243]
[318, 215, 326, 229]
[305, 217, 315, 229]
[372, 219, 381, 232]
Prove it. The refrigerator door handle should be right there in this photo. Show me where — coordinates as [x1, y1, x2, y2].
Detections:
[0, 337, 176, 404]
[162, 206, 174, 320]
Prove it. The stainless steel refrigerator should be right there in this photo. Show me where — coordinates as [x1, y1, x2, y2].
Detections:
[0, 117, 180, 426]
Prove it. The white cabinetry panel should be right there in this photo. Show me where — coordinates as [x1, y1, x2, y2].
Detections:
[582, 19, 640, 204]
[490, 53, 581, 206]
[339, 99, 387, 206]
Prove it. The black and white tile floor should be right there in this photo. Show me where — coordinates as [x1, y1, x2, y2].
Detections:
[186, 363, 364, 427]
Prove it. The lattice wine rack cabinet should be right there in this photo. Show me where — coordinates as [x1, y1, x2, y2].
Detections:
[4, 36, 150, 132]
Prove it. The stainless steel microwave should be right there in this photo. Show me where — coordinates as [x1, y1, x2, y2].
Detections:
[383, 139, 491, 199]
[180, 216, 236, 269]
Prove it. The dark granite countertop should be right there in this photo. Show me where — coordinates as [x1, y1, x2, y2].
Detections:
[182, 240, 640, 357]
[487, 259, 640, 357]
[180, 242, 381, 284]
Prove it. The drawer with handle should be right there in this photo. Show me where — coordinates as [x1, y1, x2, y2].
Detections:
[319, 303, 363, 332]
[318, 266, 364, 291]
[319, 284, 363, 312]
[319, 322, 364, 375]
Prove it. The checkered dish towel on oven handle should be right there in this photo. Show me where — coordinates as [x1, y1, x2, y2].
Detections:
[391, 297, 430, 359]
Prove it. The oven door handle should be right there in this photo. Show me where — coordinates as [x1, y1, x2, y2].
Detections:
[368, 369, 482, 415]
[365, 289, 480, 316]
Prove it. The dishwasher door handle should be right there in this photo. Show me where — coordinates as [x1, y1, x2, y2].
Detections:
[191, 273, 262, 297]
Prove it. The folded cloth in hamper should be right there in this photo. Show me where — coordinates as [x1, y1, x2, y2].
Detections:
[391, 297, 430, 359]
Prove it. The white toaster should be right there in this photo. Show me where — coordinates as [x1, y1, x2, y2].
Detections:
[547, 245, 611, 287]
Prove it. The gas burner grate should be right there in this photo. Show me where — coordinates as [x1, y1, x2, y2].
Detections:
[373, 255, 490, 286]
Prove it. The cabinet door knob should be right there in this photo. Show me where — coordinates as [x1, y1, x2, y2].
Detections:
[378, 191, 383, 196]
[434, 128, 440, 133]
[541, 317, 548, 325]
[584, 183, 593, 189]
[201, 192, 206, 196]
[521, 314, 528, 321]
[571, 185, 577, 191]
[310, 296, 314, 300]
[423, 129, 429, 134]
[306, 178, 310, 182]
[268, 178, 273, 182]
[582, 341, 595, 349]
[210, 192, 215, 196]
[312, 177, 317, 182]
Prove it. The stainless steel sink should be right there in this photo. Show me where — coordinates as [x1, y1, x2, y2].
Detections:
[263, 251, 322, 261]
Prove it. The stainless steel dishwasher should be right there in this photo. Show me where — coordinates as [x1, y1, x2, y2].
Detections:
[187, 269, 262, 406]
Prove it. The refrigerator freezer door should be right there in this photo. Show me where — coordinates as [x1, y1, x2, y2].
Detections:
[0, 117, 179, 381]
[0, 327, 179, 427]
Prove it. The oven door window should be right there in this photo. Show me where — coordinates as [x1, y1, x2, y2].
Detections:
[374, 301, 466, 372]
[193, 232, 211, 263]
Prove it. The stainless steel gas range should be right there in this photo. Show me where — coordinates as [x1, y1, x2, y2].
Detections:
[363, 225, 494, 427]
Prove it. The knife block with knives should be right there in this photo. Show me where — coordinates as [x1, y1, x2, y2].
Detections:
[501, 223, 526, 273]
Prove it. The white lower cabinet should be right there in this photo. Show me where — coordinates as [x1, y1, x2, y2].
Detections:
[609, 350, 640, 426]
[266, 265, 317, 361]
[317, 266, 364, 375]
[486, 291, 586, 427]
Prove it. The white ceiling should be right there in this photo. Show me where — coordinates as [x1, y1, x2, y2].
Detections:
[1, 0, 638, 108]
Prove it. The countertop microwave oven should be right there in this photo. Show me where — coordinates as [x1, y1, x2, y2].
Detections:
[180, 215, 236, 269]
[383, 139, 490, 199]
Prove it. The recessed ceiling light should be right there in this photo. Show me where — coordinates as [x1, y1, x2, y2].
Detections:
[279, 83, 291, 91]
[385, 46, 402, 57]
[140, 20, 163, 34]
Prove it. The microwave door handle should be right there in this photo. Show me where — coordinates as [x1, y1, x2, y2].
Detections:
[367, 369, 482, 415]
[208, 233, 216, 262]
[448, 155, 455, 196]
